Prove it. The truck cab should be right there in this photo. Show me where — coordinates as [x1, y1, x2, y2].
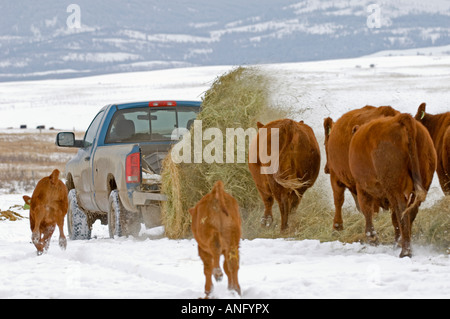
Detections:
[56, 100, 201, 239]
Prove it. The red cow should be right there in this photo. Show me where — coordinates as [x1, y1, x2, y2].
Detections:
[189, 180, 241, 298]
[415, 103, 450, 195]
[323, 105, 399, 231]
[23, 169, 69, 255]
[349, 113, 436, 257]
[248, 119, 320, 231]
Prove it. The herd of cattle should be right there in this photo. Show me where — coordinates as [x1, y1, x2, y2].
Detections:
[183, 102, 448, 298]
[22, 102, 448, 298]
[249, 103, 448, 257]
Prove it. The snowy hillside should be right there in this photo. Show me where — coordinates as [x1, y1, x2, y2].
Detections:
[0, 53, 449, 299]
[0, 53, 448, 132]
[1, 0, 450, 80]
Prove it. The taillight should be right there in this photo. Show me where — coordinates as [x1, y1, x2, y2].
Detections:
[149, 101, 177, 107]
[126, 152, 141, 183]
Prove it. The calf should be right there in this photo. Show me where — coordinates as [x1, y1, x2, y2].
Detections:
[349, 114, 436, 257]
[415, 103, 450, 195]
[189, 180, 242, 298]
[248, 119, 320, 231]
[23, 169, 69, 255]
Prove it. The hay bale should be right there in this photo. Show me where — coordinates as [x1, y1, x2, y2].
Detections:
[161, 66, 290, 239]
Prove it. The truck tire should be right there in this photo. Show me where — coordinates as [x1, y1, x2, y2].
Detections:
[67, 189, 91, 240]
[108, 190, 141, 238]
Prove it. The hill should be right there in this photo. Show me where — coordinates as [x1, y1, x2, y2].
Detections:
[1, 0, 449, 80]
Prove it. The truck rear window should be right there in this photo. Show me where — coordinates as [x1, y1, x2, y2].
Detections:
[105, 107, 198, 144]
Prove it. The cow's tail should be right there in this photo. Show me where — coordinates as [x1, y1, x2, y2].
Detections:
[398, 114, 427, 211]
[49, 169, 60, 185]
[272, 122, 310, 198]
[273, 172, 310, 199]
[212, 180, 229, 216]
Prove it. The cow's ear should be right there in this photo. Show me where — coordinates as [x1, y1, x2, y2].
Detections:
[323, 117, 333, 136]
[298, 120, 304, 124]
[256, 122, 264, 129]
[415, 103, 426, 121]
[23, 195, 31, 205]
[352, 125, 360, 135]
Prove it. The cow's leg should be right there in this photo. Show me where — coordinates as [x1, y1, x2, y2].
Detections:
[330, 173, 345, 231]
[32, 229, 41, 251]
[42, 225, 55, 253]
[32, 231, 44, 255]
[291, 191, 301, 213]
[388, 193, 413, 258]
[31, 214, 45, 255]
[198, 247, 214, 297]
[399, 214, 412, 258]
[260, 194, 274, 228]
[350, 191, 361, 212]
[396, 199, 413, 258]
[223, 246, 241, 295]
[212, 237, 223, 282]
[57, 217, 67, 250]
[356, 186, 378, 245]
[279, 191, 291, 231]
[391, 211, 401, 245]
[279, 190, 302, 232]
[408, 202, 420, 225]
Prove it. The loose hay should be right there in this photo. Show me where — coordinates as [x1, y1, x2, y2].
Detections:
[413, 196, 450, 252]
[0, 210, 26, 221]
[161, 66, 290, 238]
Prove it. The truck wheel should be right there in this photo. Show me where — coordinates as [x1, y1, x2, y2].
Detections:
[67, 189, 91, 240]
[108, 190, 141, 238]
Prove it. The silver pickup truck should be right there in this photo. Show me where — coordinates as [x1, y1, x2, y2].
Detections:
[56, 100, 201, 239]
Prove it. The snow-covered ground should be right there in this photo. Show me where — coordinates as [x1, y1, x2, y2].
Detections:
[0, 197, 448, 299]
[0, 52, 449, 299]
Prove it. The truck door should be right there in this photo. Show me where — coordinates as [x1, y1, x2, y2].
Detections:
[76, 110, 104, 212]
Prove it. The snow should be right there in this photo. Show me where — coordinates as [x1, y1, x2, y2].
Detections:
[0, 200, 448, 299]
[0, 65, 231, 131]
[0, 52, 449, 299]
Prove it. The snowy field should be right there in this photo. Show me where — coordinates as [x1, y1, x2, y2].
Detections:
[0, 201, 448, 299]
[0, 51, 449, 299]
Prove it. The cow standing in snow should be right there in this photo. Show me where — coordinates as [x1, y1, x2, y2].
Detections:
[349, 113, 436, 257]
[23, 169, 69, 255]
[189, 180, 242, 298]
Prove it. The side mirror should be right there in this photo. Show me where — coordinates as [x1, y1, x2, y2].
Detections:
[56, 132, 83, 147]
